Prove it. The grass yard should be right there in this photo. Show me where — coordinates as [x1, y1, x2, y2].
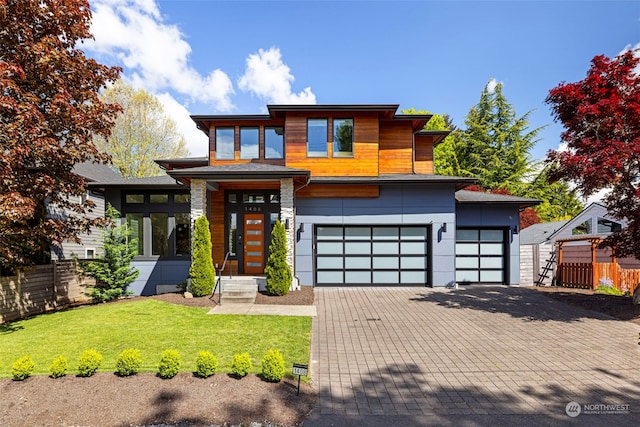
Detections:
[0, 299, 312, 378]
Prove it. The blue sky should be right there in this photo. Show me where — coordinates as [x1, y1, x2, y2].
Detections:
[84, 1, 639, 159]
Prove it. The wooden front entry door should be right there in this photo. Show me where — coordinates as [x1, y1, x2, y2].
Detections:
[243, 213, 265, 274]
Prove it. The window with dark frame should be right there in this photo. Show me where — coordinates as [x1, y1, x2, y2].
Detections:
[333, 118, 353, 157]
[240, 127, 259, 160]
[307, 118, 328, 157]
[265, 126, 284, 159]
[215, 127, 235, 160]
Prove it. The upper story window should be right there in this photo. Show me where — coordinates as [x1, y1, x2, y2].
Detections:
[265, 126, 284, 159]
[240, 127, 259, 160]
[215, 127, 235, 160]
[333, 118, 353, 157]
[307, 118, 328, 157]
[572, 219, 592, 235]
[597, 217, 622, 233]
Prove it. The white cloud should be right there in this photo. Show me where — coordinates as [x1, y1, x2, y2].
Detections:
[86, 0, 234, 111]
[486, 78, 499, 94]
[155, 93, 208, 157]
[238, 47, 316, 104]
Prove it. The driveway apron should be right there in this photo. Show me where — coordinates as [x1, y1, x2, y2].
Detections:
[310, 286, 640, 423]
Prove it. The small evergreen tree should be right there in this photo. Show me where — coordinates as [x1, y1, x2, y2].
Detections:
[265, 220, 292, 296]
[82, 204, 139, 302]
[189, 215, 215, 297]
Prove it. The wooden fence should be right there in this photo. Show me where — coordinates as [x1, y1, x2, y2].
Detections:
[556, 262, 640, 294]
[0, 260, 94, 324]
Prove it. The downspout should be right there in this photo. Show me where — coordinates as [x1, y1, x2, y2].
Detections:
[292, 174, 311, 288]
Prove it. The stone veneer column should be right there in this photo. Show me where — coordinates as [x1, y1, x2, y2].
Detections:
[280, 178, 297, 289]
[190, 179, 206, 247]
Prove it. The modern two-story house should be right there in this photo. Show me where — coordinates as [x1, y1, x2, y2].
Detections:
[92, 104, 537, 295]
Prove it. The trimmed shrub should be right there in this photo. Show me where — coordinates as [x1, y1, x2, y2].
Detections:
[265, 220, 292, 296]
[195, 350, 218, 378]
[189, 215, 216, 297]
[12, 355, 35, 381]
[158, 349, 181, 379]
[49, 355, 69, 379]
[78, 349, 103, 377]
[115, 348, 142, 377]
[230, 352, 252, 378]
[261, 349, 285, 382]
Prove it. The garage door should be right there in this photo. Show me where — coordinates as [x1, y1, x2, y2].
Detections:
[455, 229, 506, 284]
[314, 225, 431, 286]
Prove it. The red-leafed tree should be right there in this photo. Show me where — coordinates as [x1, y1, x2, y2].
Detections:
[0, 0, 121, 272]
[546, 50, 640, 258]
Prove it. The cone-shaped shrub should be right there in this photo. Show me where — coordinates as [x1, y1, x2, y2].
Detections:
[261, 349, 285, 382]
[265, 220, 291, 296]
[189, 215, 216, 297]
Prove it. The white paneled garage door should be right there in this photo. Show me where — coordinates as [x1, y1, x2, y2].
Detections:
[455, 228, 507, 284]
[314, 225, 431, 286]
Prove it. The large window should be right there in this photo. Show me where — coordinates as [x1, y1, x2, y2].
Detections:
[333, 118, 353, 157]
[215, 127, 235, 160]
[125, 213, 144, 256]
[307, 118, 328, 157]
[151, 213, 168, 256]
[240, 127, 259, 160]
[265, 126, 284, 159]
[122, 191, 191, 259]
[572, 219, 592, 235]
[597, 217, 622, 233]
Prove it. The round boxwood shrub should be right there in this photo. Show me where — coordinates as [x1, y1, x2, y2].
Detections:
[115, 348, 142, 377]
[261, 349, 285, 382]
[49, 355, 69, 379]
[158, 349, 181, 379]
[12, 355, 35, 381]
[78, 349, 103, 377]
[230, 352, 252, 378]
[195, 350, 218, 378]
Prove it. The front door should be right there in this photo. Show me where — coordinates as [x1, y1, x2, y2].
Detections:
[243, 213, 265, 274]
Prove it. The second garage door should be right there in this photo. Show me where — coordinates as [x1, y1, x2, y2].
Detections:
[314, 225, 431, 286]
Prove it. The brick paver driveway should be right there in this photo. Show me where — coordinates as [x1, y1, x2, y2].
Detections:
[310, 286, 640, 424]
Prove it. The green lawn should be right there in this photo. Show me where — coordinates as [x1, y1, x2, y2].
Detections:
[0, 299, 312, 378]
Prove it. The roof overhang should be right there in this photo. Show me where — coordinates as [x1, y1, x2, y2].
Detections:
[455, 190, 540, 209]
[310, 174, 476, 191]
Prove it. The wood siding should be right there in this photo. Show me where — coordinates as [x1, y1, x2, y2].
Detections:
[296, 184, 380, 199]
[413, 134, 435, 174]
[379, 121, 414, 174]
[284, 113, 380, 176]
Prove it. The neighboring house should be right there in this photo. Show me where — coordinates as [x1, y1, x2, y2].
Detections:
[519, 202, 627, 285]
[49, 161, 122, 261]
[90, 104, 538, 295]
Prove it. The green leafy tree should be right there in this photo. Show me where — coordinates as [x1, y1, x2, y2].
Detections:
[82, 204, 139, 302]
[526, 167, 583, 222]
[189, 215, 215, 297]
[93, 80, 189, 178]
[457, 81, 541, 193]
[265, 220, 292, 296]
[0, 0, 121, 271]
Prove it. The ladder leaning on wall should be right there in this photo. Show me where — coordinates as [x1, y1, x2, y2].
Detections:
[536, 250, 557, 287]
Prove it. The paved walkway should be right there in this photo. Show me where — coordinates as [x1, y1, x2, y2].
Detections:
[307, 286, 640, 425]
[207, 303, 316, 316]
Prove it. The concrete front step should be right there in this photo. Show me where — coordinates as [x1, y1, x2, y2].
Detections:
[218, 277, 260, 304]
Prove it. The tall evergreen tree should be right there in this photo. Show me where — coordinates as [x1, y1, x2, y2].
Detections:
[265, 220, 292, 296]
[189, 216, 216, 297]
[458, 81, 540, 193]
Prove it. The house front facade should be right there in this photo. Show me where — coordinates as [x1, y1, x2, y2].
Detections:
[95, 104, 536, 294]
